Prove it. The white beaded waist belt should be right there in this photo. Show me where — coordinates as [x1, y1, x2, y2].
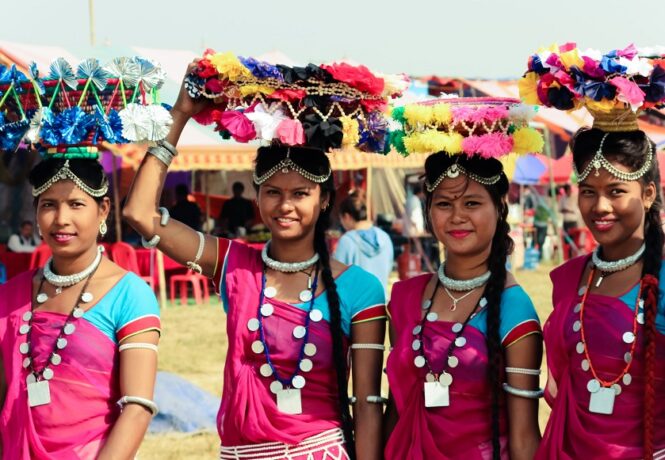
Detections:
[219, 428, 346, 460]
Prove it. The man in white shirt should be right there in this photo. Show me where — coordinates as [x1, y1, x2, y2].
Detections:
[7, 220, 39, 253]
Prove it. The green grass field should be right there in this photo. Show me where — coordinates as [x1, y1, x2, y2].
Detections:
[141, 264, 554, 459]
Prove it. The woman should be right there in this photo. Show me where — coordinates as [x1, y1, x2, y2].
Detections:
[521, 43, 665, 458]
[123, 56, 393, 459]
[384, 98, 544, 460]
[536, 127, 665, 458]
[0, 156, 160, 459]
[335, 193, 394, 295]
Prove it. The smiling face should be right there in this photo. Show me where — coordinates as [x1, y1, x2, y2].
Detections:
[257, 170, 328, 243]
[428, 175, 499, 259]
[578, 161, 655, 255]
[36, 180, 110, 260]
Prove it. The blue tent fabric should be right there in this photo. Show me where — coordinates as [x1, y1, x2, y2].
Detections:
[149, 371, 219, 433]
[512, 155, 547, 185]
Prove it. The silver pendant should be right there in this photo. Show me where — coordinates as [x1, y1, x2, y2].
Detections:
[622, 331, 635, 344]
[50, 353, 62, 365]
[304, 343, 317, 357]
[425, 373, 436, 382]
[42, 368, 54, 380]
[454, 337, 467, 347]
[447, 356, 459, 368]
[251, 340, 264, 354]
[22, 311, 33, 321]
[63, 323, 76, 335]
[588, 386, 615, 415]
[309, 309, 323, 322]
[439, 372, 453, 386]
[299, 290, 313, 303]
[19, 324, 30, 335]
[26, 373, 36, 384]
[426, 312, 438, 322]
[424, 381, 450, 408]
[299, 358, 313, 373]
[264, 286, 277, 299]
[55, 287, 62, 295]
[412, 339, 421, 351]
[28, 380, 51, 407]
[22, 357, 31, 368]
[276, 388, 302, 414]
[80, 292, 93, 303]
[414, 355, 426, 368]
[572, 320, 581, 332]
[421, 300, 431, 310]
[451, 323, 463, 333]
[576, 342, 585, 354]
[260, 304, 274, 317]
[72, 307, 84, 318]
[19, 342, 30, 354]
[259, 364, 273, 377]
[36, 293, 48, 304]
[247, 318, 260, 332]
[269, 380, 283, 395]
[293, 325, 306, 339]
[292, 375, 306, 389]
[412, 325, 422, 335]
[574, 303, 582, 313]
[56, 338, 68, 350]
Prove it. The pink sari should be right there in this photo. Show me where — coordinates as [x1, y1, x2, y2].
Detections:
[219, 242, 346, 450]
[385, 274, 508, 460]
[0, 271, 120, 460]
[537, 256, 665, 459]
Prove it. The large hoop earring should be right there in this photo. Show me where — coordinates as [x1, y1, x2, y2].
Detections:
[99, 221, 108, 237]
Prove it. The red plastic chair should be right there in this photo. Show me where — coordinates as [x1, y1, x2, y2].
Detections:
[111, 242, 155, 289]
[29, 244, 52, 269]
[562, 227, 597, 260]
[169, 270, 210, 306]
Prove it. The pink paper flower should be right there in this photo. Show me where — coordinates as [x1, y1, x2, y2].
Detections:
[275, 119, 305, 145]
[462, 133, 513, 159]
[609, 76, 646, 110]
[219, 111, 256, 143]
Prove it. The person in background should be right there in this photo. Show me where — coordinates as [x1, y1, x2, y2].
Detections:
[335, 193, 394, 295]
[403, 183, 425, 237]
[7, 220, 39, 253]
[218, 181, 255, 237]
[558, 184, 580, 234]
[169, 184, 201, 231]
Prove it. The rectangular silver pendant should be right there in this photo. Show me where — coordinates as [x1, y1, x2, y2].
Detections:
[28, 380, 51, 407]
[589, 387, 615, 415]
[424, 381, 450, 408]
[276, 388, 302, 415]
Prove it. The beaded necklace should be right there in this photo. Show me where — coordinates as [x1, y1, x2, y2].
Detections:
[577, 267, 642, 415]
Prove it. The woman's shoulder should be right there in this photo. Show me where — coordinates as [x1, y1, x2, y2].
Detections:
[0, 269, 36, 313]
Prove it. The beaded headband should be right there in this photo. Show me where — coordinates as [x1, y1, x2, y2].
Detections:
[32, 158, 109, 197]
[185, 50, 408, 153]
[574, 132, 654, 182]
[0, 57, 171, 153]
[424, 161, 501, 193]
[252, 149, 332, 185]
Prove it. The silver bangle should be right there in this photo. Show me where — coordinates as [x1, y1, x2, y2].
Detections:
[158, 207, 170, 227]
[117, 395, 159, 416]
[350, 343, 385, 351]
[502, 383, 544, 399]
[186, 231, 205, 274]
[118, 343, 159, 352]
[505, 367, 541, 376]
[141, 234, 160, 248]
[158, 139, 178, 157]
[147, 145, 175, 167]
[366, 395, 388, 404]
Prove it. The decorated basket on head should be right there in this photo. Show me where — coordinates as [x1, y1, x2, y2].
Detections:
[389, 97, 544, 189]
[184, 50, 408, 154]
[519, 43, 665, 180]
[0, 57, 172, 157]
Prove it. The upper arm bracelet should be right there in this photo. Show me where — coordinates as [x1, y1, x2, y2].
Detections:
[502, 383, 544, 399]
[505, 366, 541, 376]
[117, 395, 159, 416]
[158, 207, 170, 227]
[350, 343, 385, 351]
[186, 231, 205, 274]
[119, 343, 158, 352]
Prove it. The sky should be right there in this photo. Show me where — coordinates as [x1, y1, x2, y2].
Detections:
[2, 0, 665, 78]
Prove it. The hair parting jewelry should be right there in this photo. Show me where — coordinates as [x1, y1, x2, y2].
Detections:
[575, 133, 654, 182]
[32, 160, 109, 197]
[252, 149, 332, 185]
[425, 162, 502, 193]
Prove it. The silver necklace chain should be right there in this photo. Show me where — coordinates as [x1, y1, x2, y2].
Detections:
[43, 246, 104, 288]
[443, 286, 477, 311]
[592, 243, 645, 274]
[437, 263, 491, 292]
[261, 240, 319, 273]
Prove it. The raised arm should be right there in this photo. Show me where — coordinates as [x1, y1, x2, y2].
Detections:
[122, 62, 220, 278]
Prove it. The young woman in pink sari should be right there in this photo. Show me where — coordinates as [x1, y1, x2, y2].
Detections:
[0, 156, 161, 459]
[383, 98, 545, 460]
[123, 58, 390, 459]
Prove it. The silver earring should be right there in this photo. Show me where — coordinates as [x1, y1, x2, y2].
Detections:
[99, 221, 108, 237]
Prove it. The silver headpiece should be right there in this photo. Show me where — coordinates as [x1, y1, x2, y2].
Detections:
[32, 160, 109, 197]
[425, 162, 501, 193]
[575, 133, 653, 182]
[252, 149, 332, 185]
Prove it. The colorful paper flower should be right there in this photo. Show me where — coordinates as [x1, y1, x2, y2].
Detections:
[321, 63, 385, 96]
[275, 119, 305, 145]
[219, 111, 256, 143]
[208, 52, 252, 81]
[461, 133, 513, 159]
[302, 114, 343, 151]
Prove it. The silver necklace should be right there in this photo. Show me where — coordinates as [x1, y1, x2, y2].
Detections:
[591, 243, 645, 287]
[39, 246, 103, 303]
[437, 263, 491, 292]
[261, 240, 319, 273]
[443, 287, 477, 311]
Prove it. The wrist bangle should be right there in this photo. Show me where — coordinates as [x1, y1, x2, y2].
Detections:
[158, 207, 170, 227]
[117, 395, 159, 416]
[141, 234, 160, 248]
[147, 145, 175, 167]
[158, 139, 178, 157]
[186, 231, 205, 274]
[366, 395, 388, 404]
[350, 343, 385, 351]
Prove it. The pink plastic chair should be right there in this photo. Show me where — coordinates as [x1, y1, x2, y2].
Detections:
[169, 270, 210, 306]
[110, 242, 155, 289]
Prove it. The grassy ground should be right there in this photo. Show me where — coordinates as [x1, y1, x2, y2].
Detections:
[140, 264, 555, 459]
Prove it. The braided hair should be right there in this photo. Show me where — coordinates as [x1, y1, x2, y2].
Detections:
[254, 146, 355, 458]
[572, 128, 662, 459]
[424, 153, 513, 460]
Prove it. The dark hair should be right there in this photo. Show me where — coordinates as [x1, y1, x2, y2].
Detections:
[571, 128, 662, 459]
[339, 193, 367, 222]
[232, 181, 245, 194]
[20, 220, 33, 228]
[175, 183, 189, 199]
[424, 152, 513, 460]
[254, 146, 355, 457]
[28, 157, 108, 204]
